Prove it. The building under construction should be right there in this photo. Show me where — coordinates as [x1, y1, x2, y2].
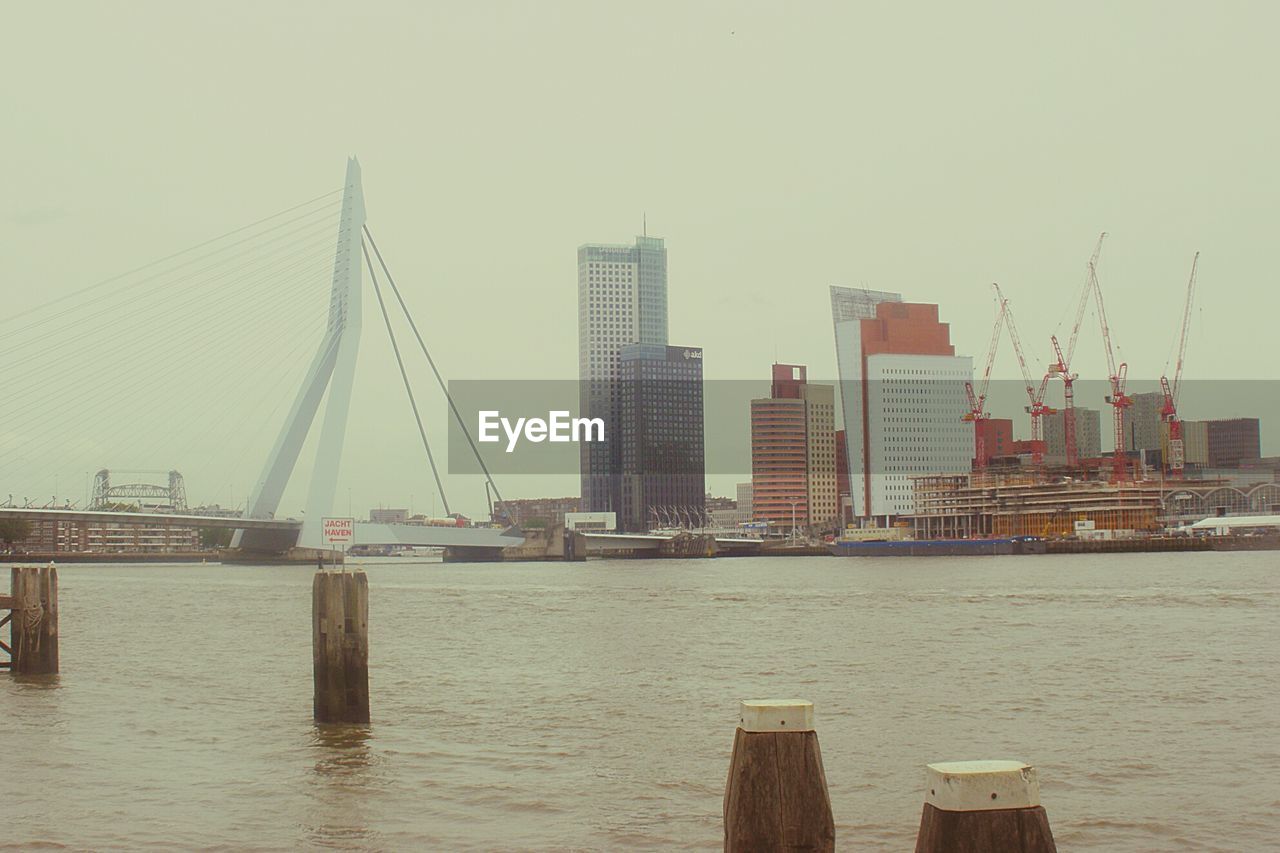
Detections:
[910, 471, 1165, 539]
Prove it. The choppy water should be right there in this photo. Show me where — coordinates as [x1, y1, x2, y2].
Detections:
[1, 553, 1276, 851]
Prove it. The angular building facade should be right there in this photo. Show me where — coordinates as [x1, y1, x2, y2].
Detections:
[831, 290, 972, 520]
[831, 287, 902, 520]
[578, 236, 668, 513]
[617, 344, 705, 532]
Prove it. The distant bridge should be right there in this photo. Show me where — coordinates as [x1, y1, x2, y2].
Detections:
[5, 159, 525, 559]
[0, 507, 523, 552]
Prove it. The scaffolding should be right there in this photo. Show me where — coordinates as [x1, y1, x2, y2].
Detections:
[910, 472, 1164, 539]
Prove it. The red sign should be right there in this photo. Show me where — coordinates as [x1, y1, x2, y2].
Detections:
[322, 517, 354, 544]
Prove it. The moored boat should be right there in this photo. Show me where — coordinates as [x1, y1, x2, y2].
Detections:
[828, 536, 1045, 557]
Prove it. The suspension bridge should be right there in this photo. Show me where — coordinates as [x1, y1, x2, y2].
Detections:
[0, 159, 523, 560]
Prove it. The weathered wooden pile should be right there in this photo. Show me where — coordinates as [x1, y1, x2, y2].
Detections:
[723, 700, 1057, 852]
[2, 565, 59, 674]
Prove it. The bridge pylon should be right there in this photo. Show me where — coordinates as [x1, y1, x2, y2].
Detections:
[233, 158, 365, 553]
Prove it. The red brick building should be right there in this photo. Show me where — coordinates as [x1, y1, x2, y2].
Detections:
[750, 364, 838, 533]
[975, 417, 1014, 466]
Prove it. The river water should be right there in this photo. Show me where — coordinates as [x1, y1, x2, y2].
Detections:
[2, 553, 1276, 851]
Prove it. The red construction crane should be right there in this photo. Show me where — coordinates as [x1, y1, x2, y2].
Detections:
[1088, 242, 1132, 482]
[1048, 233, 1106, 468]
[963, 287, 1008, 469]
[998, 284, 1054, 464]
[1160, 252, 1199, 477]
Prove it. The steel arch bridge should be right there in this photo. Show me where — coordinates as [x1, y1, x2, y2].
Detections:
[90, 469, 187, 512]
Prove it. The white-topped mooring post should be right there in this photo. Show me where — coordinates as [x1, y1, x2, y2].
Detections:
[914, 760, 1057, 852]
[723, 700, 834, 852]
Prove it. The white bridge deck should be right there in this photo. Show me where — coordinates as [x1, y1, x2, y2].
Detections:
[0, 508, 525, 550]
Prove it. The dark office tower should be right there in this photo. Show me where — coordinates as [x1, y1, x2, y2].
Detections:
[1206, 418, 1261, 468]
[617, 344, 705, 532]
[578, 236, 668, 513]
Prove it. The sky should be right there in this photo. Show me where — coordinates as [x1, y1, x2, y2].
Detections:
[3, 2, 1278, 518]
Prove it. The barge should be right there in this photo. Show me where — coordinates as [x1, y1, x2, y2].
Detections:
[828, 536, 1046, 557]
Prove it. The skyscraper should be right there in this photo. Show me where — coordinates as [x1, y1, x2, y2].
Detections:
[578, 236, 668, 512]
[831, 286, 902, 519]
[750, 364, 838, 533]
[618, 344, 705, 531]
[831, 291, 973, 521]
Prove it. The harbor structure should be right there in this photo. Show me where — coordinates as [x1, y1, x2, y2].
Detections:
[578, 236, 669, 515]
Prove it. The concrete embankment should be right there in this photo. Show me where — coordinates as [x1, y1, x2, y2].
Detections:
[1046, 535, 1280, 554]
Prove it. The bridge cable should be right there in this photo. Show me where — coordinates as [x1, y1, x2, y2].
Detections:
[0, 189, 342, 330]
[361, 224, 510, 517]
[360, 237, 452, 517]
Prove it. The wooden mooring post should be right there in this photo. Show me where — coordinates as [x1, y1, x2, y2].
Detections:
[4, 565, 59, 675]
[914, 760, 1057, 852]
[312, 570, 369, 724]
[723, 700, 834, 852]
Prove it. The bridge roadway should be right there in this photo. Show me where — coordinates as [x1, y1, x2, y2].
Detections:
[1, 508, 769, 555]
[0, 507, 524, 550]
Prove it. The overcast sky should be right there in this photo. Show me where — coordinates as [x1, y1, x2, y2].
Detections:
[4, 2, 1277, 517]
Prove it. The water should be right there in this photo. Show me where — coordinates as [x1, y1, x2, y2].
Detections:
[2, 553, 1276, 851]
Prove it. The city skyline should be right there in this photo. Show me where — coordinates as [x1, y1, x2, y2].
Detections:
[3, 213, 1277, 519]
[5, 2, 1280, 517]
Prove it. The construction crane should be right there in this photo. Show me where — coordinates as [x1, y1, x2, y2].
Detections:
[998, 284, 1054, 465]
[963, 286, 1008, 469]
[1048, 233, 1106, 468]
[1160, 252, 1199, 477]
[1088, 242, 1132, 482]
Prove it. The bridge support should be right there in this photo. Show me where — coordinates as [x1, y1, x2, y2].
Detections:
[6, 566, 59, 675]
[312, 570, 369, 724]
[235, 158, 365, 553]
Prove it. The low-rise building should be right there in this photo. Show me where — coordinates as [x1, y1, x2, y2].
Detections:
[564, 511, 616, 531]
[369, 508, 409, 524]
[493, 497, 580, 527]
[1205, 418, 1261, 468]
